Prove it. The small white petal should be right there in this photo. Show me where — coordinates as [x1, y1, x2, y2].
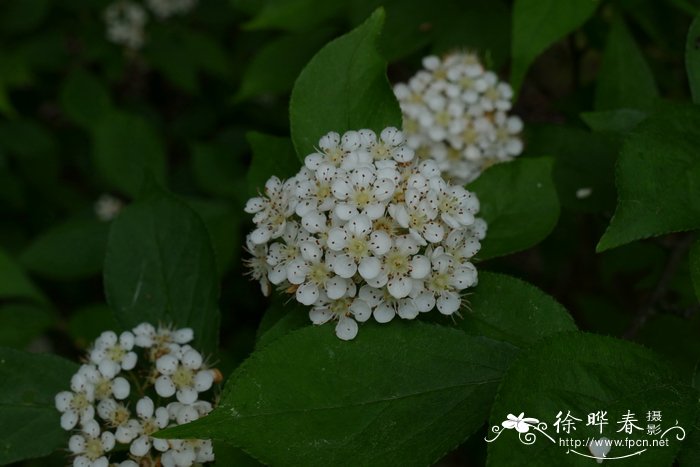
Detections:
[349, 299, 372, 322]
[325, 276, 349, 300]
[136, 397, 154, 419]
[410, 255, 430, 279]
[309, 308, 334, 324]
[111, 377, 130, 400]
[358, 256, 381, 280]
[387, 276, 412, 298]
[130, 435, 151, 457]
[155, 376, 176, 398]
[177, 387, 198, 404]
[335, 316, 358, 340]
[373, 303, 396, 323]
[194, 370, 214, 392]
[437, 292, 461, 315]
[296, 283, 320, 305]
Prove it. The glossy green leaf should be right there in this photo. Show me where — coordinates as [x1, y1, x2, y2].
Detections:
[0, 348, 78, 464]
[467, 157, 560, 259]
[20, 219, 109, 280]
[0, 248, 45, 304]
[157, 323, 518, 467]
[67, 304, 116, 350]
[104, 188, 220, 354]
[686, 14, 700, 104]
[691, 238, 700, 303]
[526, 125, 617, 213]
[0, 304, 53, 349]
[598, 106, 700, 251]
[487, 332, 697, 466]
[191, 133, 247, 200]
[595, 19, 658, 111]
[511, 0, 599, 91]
[59, 69, 112, 129]
[459, 272, 576, 347]
[290, 8, 402, 157]
[255, 297, 309, 349]
[236, 29, 332, 101]
[246, 132, 300, 196]
[93, 112, 166, 197]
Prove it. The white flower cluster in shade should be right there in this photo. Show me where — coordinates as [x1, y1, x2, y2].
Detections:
[104, 1, 148, 50]
[55, 324, 219, 467]
[394, 52, 524, 185]
[103, 0, 198, 49]
[244, 127, 486, 341]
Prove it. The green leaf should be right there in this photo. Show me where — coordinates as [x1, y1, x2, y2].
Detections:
[20, 219, 109, 280]
[467, 157, 560, 259]
[185, 198, 241, 276]
[0, 0, 49, 35]
[255, 296, 309, 349]
[580, 109, 648, 133]
[157, 323, 518, 466]
[0, 348, 78, 464]
[104, 188, 220, 354]
[246, 132, 300, 196]
[93, 111, 166, 197]
[67, 304, 116, 350]
[511, 0, 599, 92]
[597, 106, 700, 252]
[244, 0, 344, 32]
[487, 332, 698, 466]
[0, 248, 45, 304]
[691, 238, 700, 303]
[460, 272, 576, 347]
[236, 29, 332, 101]
[191, 134, 248, 200]
[526, 125, 617, 212]
[0, 304, 53, 349]
[594, 18, 658, 111]
[59, 69, 112, 129]
[686, 14, 700, 104]
[290, 8, 402, 158]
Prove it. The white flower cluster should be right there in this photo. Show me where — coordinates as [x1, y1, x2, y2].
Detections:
[95, 194, 124, 222]
[104, 1, 148, 50]
[245, 127, 486, 341]
[394, 52, 524, 185]
[55, 324, 219, 467]
[103, 0, 198, 49]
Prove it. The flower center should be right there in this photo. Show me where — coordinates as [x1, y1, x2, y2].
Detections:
[385, 251, 409, 275]
[106, 345, 126, 362]
[408, 210, 428, 229]
[435, 111, 450, 126]
[428, 272, 451, 291]
[142, 418, 158, 435]
[371, 143, 391, 160]
[325, 147, 344, 165]
[352, 189, 372, 207]
[308, 262, 329, 286]
[485, 87, 500, 102]
[70, 393, 90, 412]
[329, 298, 351, 317]
[84, 438, 104, 461]
[94, 378, 112, 400]
[317, 183, 331, 199]
[172, 367, 195, 388]
[462, 127, 478, 145]
[447, 148, 462, 161]
[347, 237, 369, 260]
[459, 77, 474, 89]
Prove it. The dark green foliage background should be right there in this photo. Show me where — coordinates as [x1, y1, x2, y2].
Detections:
[1, 0, 700, 466]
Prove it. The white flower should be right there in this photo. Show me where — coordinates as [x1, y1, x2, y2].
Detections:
[395, 52, 523, 184]
[57, 323, 218, 466]
[89, 331, 137, 379]
[154, 345, 215, 404]
[245, 127, 486, 340]
[309, 296, 372, 340]
[103, 1, 147, 50]
[68, 420, 114, 467]
[94, 194, 123, 222]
